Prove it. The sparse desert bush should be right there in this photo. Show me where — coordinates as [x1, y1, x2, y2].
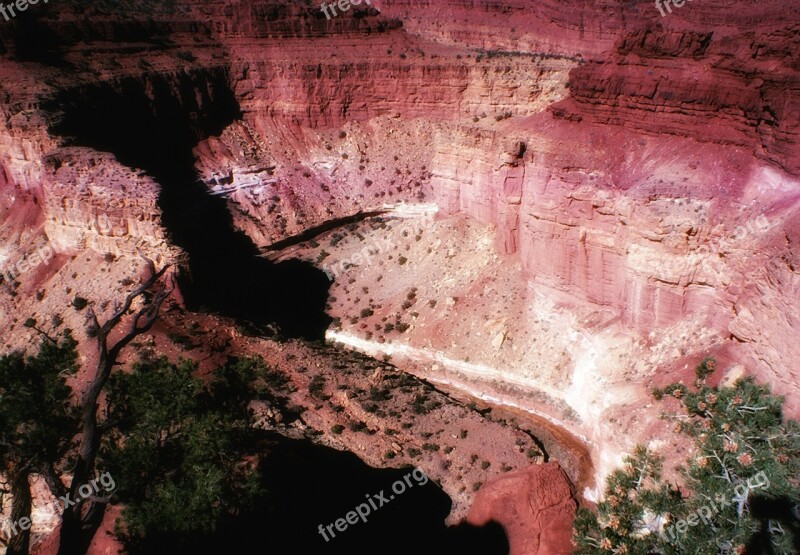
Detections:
[308, 375, 326, 399]
[348, 420, 367, 432]
[369, 386, 391, 402]
[412, 394, 429, 414]
[167, 332, 193, 349]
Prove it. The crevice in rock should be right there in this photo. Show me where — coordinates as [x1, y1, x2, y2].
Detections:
[262, 209, 389, 254]
[44, 69, 332, 338]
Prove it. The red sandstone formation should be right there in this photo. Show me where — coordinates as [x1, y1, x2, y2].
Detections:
[0, 0, 798, 553]
[468, 463, 577, 555]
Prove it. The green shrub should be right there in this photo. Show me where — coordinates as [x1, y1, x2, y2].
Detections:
[573, 358, 800, 555]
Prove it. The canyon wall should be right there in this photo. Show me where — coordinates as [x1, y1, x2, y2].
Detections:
[0, 0, 797, 515]
[190, 0, 800, 506]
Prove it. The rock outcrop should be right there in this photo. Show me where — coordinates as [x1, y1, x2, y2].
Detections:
[468, 462, 577, 555]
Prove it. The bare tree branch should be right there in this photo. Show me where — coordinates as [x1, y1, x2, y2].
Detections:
[98, 259, 168, 339]
[27, 325, 57, 345]
[58, 257, 172, 555]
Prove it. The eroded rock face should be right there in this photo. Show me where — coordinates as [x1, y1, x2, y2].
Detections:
[194, 1, 800, 421]
[41, 148, 169, 258]
[468, 462, 577, 555]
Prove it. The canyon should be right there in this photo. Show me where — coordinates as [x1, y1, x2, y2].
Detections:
[0, 0, 798, 553]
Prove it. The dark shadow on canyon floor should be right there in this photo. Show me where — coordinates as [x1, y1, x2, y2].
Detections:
[45, 70, 332, 339]
[747, 495, 800, 554]
[262, 209, 388, 252]
[122, 432, 510, 555]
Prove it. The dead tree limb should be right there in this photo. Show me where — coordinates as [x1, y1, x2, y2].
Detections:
[57, 258, 172, 555]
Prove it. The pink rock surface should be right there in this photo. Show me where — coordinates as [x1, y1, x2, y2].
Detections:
[468, 462, 577, 555]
